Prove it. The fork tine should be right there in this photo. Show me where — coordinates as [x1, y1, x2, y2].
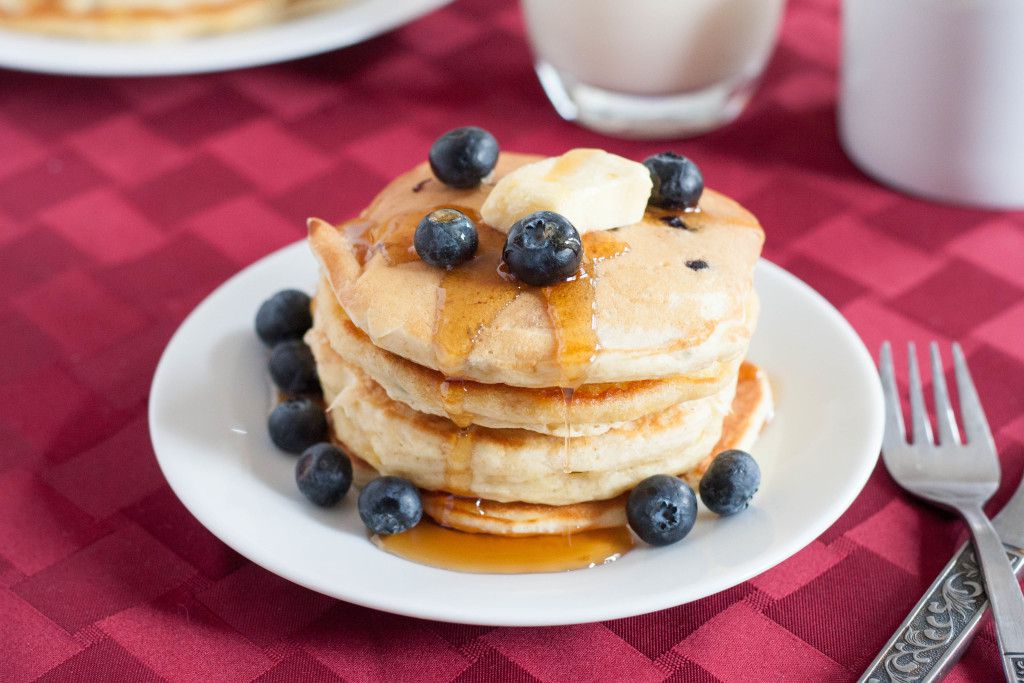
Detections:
[952, 343, 993, 446]
[879, 342, 906, 449]
[929, 342, 960, 445]
[907, 342, 933, 445]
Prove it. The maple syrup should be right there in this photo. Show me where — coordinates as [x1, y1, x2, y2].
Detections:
[560, 387, 574, 472]
[543, 148, 590, 179]
[444, 426, 476, 496]
[541, 230, 629, 389]
[583, 229, 631, 261]
[369, 210, 421, 265]
[541, 266, 596, 389]
[438, 378, 472, 428]
[543, 231, 629, 469]
[432, 224, 523, 377]
[374, 520, 634, 574]
[341, 218, 375, 263]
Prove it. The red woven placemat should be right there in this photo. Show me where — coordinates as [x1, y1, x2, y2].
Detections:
[1, 0, 1022, 680]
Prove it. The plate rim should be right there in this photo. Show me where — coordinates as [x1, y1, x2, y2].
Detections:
[148, 240, 884, 626]
[0, 0, 453, 77]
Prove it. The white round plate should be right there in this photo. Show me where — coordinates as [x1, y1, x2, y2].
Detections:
[0, 0, 452, 77]
[149, 241, 884, 626]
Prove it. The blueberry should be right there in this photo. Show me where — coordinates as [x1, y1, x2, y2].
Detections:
[414, 208, 479, 269]
[358, 476, 423, 535]
[643, 152, 704, 210]
[699, 449, 760, 516]
[269, 340, 321, 396]
[502, 211, 582, 287]
[296, 443, 353, 507]
[268, 398, 327, 454]
[626, 474, 697, 546]
[659, 215, 691, 230]
[429, 127, 500, 189]
[256, 289, 312, 347]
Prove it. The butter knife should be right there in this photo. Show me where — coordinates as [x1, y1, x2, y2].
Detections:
[860, 474, 1024, 683]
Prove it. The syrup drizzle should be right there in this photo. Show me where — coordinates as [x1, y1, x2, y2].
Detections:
[584, 230, 631, 262]
[374, 520, 634, 574]
[543, 230, 630, 469]
[368, 210, 422, 265]
[540, 231, 628, 388]
[341, 218, 375, 263]
[561, 387, 574, 472]
[543, 148, 591, 180]
[438, 378, 472, 428]
[432, 223, 523, 377]
[444, 426, 476, 496]
[439, 378, 476, 494]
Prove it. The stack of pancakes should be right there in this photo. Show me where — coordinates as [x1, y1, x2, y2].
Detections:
[306, 152, 771, 536]
[0, 0, 340, 39]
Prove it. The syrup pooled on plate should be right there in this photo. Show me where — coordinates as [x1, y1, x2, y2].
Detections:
[374, 520, 634, 574]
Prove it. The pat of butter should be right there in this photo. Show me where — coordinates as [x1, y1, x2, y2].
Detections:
[481, 149, 652, 234]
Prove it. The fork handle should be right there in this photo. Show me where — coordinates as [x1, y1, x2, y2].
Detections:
[859, 540, 1024, 683]
[962, 506, 1024, 681]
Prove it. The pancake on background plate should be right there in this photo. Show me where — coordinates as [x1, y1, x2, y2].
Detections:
[0, 0, 344, 39]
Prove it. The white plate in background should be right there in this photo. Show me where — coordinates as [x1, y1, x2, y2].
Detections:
[0, 0, 452, 76]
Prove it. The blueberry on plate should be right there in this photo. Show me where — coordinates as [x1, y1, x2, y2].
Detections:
[626, 474, 697, 546]
[699, 449, 760, 516]
[358, 476, 423, 535]
[268, 398, 327, 454]
[643, 152, 704, 210]
[256, 289, 312, 347]
[414, 208, 479, 269]
[429, 126, 500, 189]
[295, 443, 353, 507]
[502, 211, 582, 287]
[269, 340, 321, 396]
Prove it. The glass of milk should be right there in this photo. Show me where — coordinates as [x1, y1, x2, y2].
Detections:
[521, 0, 786, 139]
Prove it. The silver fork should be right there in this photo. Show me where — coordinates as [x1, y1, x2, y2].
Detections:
[880, 341, 1024, 682]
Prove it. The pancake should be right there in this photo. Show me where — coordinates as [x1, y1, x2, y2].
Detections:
[302, 146, 770, 540]
[0, 0, 340, 39]
[684, 362, 773, 484]
[385, 364, 771, 536]
[313, 277, 756, 436]
[419, 364, 772, 535]
[308, 152, 764, 388]
[306, 325, 737, 507]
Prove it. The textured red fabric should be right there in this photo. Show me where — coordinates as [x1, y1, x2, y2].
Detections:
[1, 0, 1023, 681]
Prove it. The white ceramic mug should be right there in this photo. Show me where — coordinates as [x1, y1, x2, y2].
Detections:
[840, 0, 1024, 209]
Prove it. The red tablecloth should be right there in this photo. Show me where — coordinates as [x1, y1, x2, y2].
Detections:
[2, 0, 1023, 680]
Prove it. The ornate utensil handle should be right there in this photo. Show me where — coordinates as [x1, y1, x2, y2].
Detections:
[859, 541, 1024, 683]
